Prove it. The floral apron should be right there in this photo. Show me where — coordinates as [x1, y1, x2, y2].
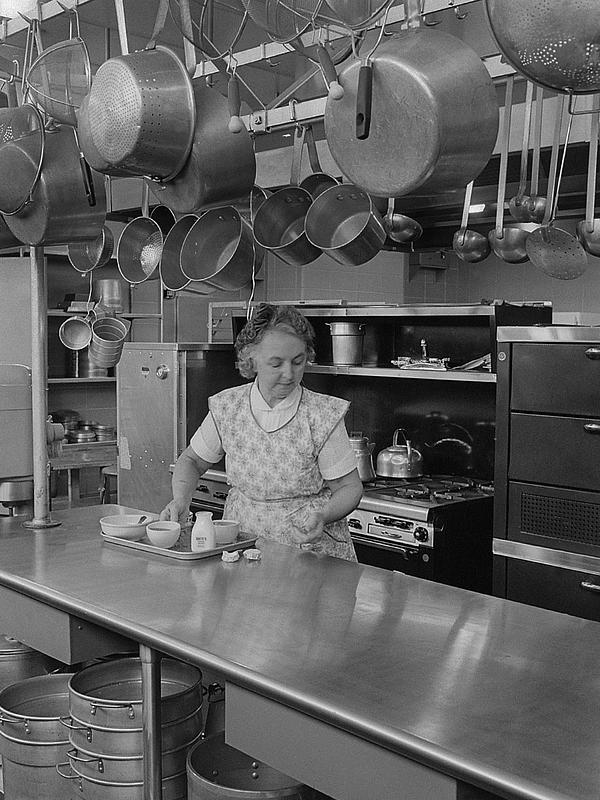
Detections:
[209, 384, 357, 561]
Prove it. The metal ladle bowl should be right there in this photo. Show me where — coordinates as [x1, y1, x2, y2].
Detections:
[576, 219, 600, 257]
[384, 198, 423, 243]
[453, 228, 490, 262]
[488, 223, 533, 263]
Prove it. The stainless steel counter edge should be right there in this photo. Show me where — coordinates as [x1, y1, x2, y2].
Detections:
[493, 539, 600, 574]
[0, 506, 597, 800]
[497, 326, 600, 343]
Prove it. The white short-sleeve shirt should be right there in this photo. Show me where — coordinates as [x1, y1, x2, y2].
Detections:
[190, 382, 357, 481]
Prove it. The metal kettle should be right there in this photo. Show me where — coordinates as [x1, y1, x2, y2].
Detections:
[349, 432, 376, 482]
[376, 428, 423, 478]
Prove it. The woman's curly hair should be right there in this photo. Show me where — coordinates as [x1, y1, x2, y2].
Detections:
[235, 304, 316, 379]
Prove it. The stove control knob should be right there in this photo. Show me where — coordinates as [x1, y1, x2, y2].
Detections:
[414, 527, 429, 542]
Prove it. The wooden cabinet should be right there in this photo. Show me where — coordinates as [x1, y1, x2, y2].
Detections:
[494, 326, 600, 619]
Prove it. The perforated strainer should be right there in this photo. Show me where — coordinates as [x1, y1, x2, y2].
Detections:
[116, 217, 164, 284]
[26, 37, 91, 126]
[68, 226, 114, 273]
[485, 0, 600, 94]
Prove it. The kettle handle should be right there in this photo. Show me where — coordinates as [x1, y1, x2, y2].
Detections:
[393, 428, 411, 457]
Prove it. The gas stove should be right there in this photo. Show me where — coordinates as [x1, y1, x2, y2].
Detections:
[350, 475, 494, 592]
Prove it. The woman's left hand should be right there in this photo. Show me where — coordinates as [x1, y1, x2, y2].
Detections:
[290, 510, 326, 548]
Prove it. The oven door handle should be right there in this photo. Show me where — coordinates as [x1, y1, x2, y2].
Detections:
[351, 533, 417, 557]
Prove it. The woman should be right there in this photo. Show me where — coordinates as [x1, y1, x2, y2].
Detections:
[160, 303, 362, 561]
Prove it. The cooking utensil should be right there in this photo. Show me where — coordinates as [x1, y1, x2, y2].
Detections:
[160, 213, 214, 294]
[149, 205, 176, 238]
[253, 125, 321, 267]
[484, 0, 600, 95]
[524, 84, 547, 224]
[508, 80, 534, 222]
[305, 183, 387, 266]
[326, 321, 365, 365]
[68, 225, 114, 273]
[58, 314, 94, 351]
[299, 124, 338, 199]
[317, 0, 394, 29]
[349, 432, 376, 482]
[0, 103, 45, 216]
[376, 428, 423, 478]
[85, 0, 195, 180]
[148, 78, 255, 214]
[180, 207, 255, 292]
[4, 124, 106, 246]
[324, 0, 499, 197]
[526, 96, 588, 279]
[384, 198, 423, 244]
[116, 216, 163, 284]
[576, 108, 600, 256]
[453, 181, 490, 262]
[488, 76, 530, 263]
[241, 0, 317, 43]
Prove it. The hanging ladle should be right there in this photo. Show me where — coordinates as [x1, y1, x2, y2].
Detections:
[384, 197, 423, 244]
[524, 85, 547, 223]
[576, 105, 600, 256]
[453, 180, 490, 262]
[508, 80, 534, 222]
[526, 95, 588, 279]
[488, 75, 531, 263]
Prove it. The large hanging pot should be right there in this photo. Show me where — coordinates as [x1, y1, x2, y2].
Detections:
[4, 124, 106, 246]
[324, 0, 499, 197]
[148, 79, 256, 213]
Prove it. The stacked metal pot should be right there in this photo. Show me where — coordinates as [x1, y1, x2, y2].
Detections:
[57, 657, 204, 799]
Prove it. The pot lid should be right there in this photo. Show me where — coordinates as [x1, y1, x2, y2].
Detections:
[0, 634, 35, 654]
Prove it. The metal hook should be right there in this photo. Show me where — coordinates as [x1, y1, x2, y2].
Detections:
[422, 14, 441, 25]
[260, 42, 279, 68]
[454, 5, 469, 20]
[56, 1, 81, 37]
[288, 98, 298, 122]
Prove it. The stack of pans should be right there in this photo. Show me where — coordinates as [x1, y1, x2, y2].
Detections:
[94, 424, 115, 442]
[60, 658, 204, 800]
[67, 420, 98, 444]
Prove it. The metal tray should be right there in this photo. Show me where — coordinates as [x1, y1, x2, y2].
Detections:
[100, 528, 257, 560]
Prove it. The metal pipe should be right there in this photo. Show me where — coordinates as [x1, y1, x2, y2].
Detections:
[23, 247, 60, 529]
[140, 644, 162, 800]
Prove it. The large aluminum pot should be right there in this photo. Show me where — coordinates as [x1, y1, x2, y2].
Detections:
[324, 4, 499, 197]
[187, 732, 309, 799]
[149, 80, 256, 214]
[0, 635, 58, 688]
[376, 428, 423, 478]
[4, 125, 106, 246]
[67, 735, 200, 783]
[62, 704, 203, 757]
[68, 657, 202, 731]
[56, 762, 186, 800]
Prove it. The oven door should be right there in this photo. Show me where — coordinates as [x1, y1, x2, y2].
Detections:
[351, 532, 434, 576]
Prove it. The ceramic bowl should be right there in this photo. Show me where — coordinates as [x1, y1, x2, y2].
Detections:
[100, 514, 157, 541]
[214, 519, 240, 545]
[146, 520, 181, 548]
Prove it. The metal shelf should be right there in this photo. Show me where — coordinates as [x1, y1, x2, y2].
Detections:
[48, 378, 116, 384]
[306, 365, 497, 383]
[48, 310, 161, 319]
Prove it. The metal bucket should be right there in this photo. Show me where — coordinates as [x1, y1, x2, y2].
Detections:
[187, 733, 309, 799]
[0, 636, 58, 688]
[56, 762, 187, 800]
[327, 321, 364, 366]
[0, 673, 74, 800]
[88, 317, 131, 369]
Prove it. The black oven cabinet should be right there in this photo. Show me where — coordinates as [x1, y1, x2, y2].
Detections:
[493, 326, 600, 621]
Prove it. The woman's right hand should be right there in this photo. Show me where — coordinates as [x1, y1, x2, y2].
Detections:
[159, 499, 190, 523]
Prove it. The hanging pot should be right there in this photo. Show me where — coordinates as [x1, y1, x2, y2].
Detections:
[148, 79, 256, 213]
[4, 124, 106, 246]
[324, 0, 499, 197]
[160, 213, 214, 294]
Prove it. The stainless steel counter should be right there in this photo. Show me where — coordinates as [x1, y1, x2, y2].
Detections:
[0, 505, 598, 800]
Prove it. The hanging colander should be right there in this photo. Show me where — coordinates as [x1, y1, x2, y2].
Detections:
[26, 37, 91, 126]
[0, 104, 44, 216]
[485, 0, 600, 95]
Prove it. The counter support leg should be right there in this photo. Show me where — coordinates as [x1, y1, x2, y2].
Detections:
[140, 644, 162, 800]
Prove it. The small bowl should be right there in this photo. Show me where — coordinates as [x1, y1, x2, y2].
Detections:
[146, 521, 181, 549]
[214, 519, 240, 545]
[100, 514, 157, 541]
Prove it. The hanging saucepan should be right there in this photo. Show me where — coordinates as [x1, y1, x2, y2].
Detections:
[160, 214, 213, 293]
[180, 207, 255, 292]
[253, 125, 321, 267]
[150, 205, 177, 238]
[305, 183, 387, 266]
[4, 124, 106, 246]
[324, 0, 499, 197]
[116, 216, 163, 284]
[299, 124, 338, 200]
[0, 103, 45, 217]
[85, 0, 195, 180]
[148, 78, 255, 213]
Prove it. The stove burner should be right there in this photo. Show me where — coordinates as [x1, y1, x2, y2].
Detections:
[363, 475, 493, 504]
